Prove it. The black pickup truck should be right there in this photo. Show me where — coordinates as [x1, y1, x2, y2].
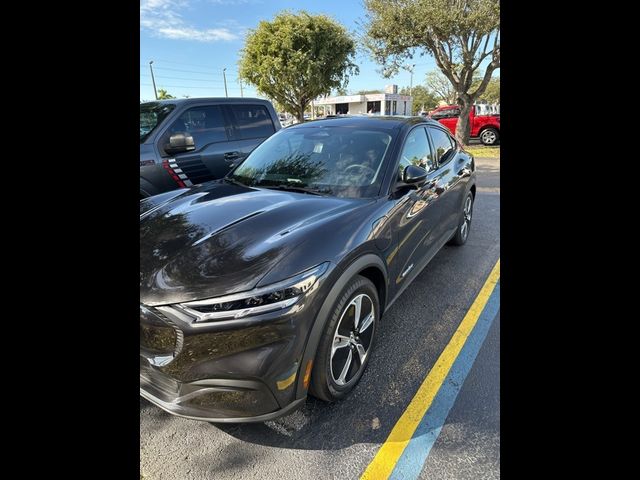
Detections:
[140, 97, 281, 198]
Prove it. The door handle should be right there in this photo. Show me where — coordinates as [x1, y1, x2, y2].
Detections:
[224, 151, 241, 161]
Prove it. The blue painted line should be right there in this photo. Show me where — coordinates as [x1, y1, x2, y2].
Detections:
[389, 281, 500, 480]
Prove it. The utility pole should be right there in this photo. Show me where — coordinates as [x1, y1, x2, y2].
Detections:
[149, 60, 158, 100]
[409, 63, 415, 97]
[239, 76, 243, 97]
[223, 68, 228, 98]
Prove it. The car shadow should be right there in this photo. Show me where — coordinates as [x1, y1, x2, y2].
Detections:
[212, 392, 392, 450]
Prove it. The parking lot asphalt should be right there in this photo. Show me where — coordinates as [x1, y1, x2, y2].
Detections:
[140, 156, 500, 480]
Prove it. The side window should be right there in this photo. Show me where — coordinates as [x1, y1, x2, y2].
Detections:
[160, 105, 227, 155]
[428, 127, 456, 164]
[451, 108, 461, 117]
[398, 127, 435, 180]
[430, 109, 447, 120]
[230, 105, 275, 140]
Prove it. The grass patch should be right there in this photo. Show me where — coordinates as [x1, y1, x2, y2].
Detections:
[464, 145, 500, 158]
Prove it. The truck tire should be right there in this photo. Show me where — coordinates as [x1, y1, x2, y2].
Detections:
[480, 127, 499, 145]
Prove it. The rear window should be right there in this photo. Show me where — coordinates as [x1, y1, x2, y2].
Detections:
[230, 105, 275, 140]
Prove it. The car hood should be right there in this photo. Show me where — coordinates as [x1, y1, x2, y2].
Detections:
[140, 181, 368, 306]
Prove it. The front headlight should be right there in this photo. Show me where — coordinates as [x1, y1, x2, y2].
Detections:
[171, 262, 329, 322]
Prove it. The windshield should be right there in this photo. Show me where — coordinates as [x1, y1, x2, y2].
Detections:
[140, 102, 176, 143]
[229, 127, 394, 198]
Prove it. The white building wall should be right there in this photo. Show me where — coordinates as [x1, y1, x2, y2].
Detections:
[349, 102, 366, 114]
[314, 92, 414, 116]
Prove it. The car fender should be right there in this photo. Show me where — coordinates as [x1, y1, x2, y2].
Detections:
[294, 253, 388, 399]
[140, 177, 159, 198]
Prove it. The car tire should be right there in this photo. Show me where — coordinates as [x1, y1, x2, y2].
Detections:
[480, 127, 499, 145]
[309, 275, 379, 402]
[449, 191, 474, 246]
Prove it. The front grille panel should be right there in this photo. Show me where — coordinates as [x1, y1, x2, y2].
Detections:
[140, 305, 183, 362]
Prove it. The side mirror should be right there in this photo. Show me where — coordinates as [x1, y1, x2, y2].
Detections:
[403, 165, 428, 186]
[165, 132, 195, 154]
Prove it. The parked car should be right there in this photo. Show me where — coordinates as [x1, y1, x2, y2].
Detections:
[140, 98, 281, 198]
[429, 104, 500, 145]
[140, 115, 476, 422]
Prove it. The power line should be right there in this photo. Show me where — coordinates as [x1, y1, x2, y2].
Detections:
[140, 65, 238, 77]
[148, 59, 226, 70]
[140, 73, 227, 83]
[140, 83, 247, 91]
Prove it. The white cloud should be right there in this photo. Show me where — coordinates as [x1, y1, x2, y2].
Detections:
[208, 0, 262, 5]
[140, 0, 240, 42]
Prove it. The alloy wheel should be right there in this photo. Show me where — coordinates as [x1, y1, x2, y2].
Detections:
[460, 195, 473, 241]
[481, 129, 497, 145]
[330, 294, 375, 386]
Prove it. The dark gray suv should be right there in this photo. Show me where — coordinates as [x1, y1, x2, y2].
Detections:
[140, 98, 281, 198]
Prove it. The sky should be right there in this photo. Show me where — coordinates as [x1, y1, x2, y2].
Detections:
[140, 0, 481, 102]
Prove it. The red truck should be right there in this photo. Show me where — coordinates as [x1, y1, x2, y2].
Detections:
[428, 104, 500, 145]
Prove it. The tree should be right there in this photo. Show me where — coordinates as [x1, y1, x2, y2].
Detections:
[426, 70, 498, 105]
[363, 0, 500, 144]
[475, 75, 499, 103]
[426, 71, 458, 104]
[400, 85, 439, 114]
[239, 11, 359, 122]
[157, 89, 175, 100]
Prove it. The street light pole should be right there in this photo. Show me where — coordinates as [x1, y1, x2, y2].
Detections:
[223, 68, 228, 98]
[409, 63, 415, 97]
[149, 60, 158, 100]
[239, 76, 243, 97]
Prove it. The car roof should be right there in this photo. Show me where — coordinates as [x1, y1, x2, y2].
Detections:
[288, 115, 438, 130]
[140, 97, 272, 106]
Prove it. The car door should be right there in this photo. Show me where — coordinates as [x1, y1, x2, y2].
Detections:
[387, 126, 443, 288]
[426, 125, 466, 239]
[222, 104, 278, 168]
[156, 104, 234, 185]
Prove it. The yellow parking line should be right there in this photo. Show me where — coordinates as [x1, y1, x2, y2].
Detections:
[360, 259, 500, 480]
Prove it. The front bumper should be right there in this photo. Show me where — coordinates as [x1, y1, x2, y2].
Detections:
[140, 358, 305, 422]
[139, 279, 328, 422]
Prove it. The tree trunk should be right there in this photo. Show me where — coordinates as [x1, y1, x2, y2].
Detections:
[455, 96, 473, 146]
[298, 104, 305, 123]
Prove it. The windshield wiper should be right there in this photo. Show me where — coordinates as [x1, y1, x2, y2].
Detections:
[223, 177, 247, 187]
[263, 185, 328, 196]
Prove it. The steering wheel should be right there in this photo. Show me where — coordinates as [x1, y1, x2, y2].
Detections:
[344, 164, 376, 177]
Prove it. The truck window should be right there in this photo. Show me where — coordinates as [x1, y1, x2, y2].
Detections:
[160, 105, 228, 155]
[140, 102, 176, 143]
[230, 105, 275, 140]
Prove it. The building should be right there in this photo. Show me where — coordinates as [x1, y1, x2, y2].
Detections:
[315, 85, 413, 117]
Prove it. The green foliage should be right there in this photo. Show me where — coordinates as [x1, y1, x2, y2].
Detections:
[363, 0, 500, 144]
[356, 89, 383, 95]
[157, 89, 175, 100]
[239, 11, 359, 121]
[399, 85, 439, 114]
[475, 76, 499, 103]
